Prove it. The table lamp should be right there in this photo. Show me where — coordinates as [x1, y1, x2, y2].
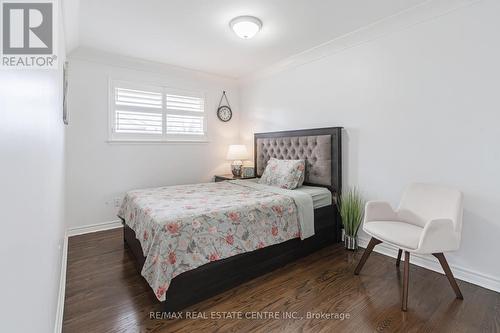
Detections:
[226, 145, 248, 177]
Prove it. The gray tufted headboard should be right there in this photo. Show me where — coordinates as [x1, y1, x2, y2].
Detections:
[254, 127, 342, 195]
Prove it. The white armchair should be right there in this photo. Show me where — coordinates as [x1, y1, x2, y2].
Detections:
[354, 183, 464, 311]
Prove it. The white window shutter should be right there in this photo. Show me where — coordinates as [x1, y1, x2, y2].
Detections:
[166, 114, 204, 135]
[165, 94, 204, 113]
[110, 81, 207, 142]
[115, 110, 163, 134]
[115, 87, 162, 109]
[165, 90, 206, 138]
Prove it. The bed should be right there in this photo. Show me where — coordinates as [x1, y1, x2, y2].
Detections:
[121, 127, 342, 312]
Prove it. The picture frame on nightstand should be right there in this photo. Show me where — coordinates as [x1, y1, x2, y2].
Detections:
[241, 166, 255, 178]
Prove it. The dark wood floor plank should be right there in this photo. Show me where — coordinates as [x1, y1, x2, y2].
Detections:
[63, 228, 500, 333]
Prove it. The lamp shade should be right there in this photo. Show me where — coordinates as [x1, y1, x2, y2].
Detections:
[226, 145, 248, 160]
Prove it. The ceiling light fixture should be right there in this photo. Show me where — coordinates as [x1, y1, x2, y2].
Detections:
[229, 16, 262, 39]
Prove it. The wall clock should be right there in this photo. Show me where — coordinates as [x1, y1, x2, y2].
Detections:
[217, 91, 232, 122]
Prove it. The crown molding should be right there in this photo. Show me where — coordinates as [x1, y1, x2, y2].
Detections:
[68, 47, 238, 82]
[240, 0, 481, 84]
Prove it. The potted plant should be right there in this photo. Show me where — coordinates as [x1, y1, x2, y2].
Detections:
[340, 188, 364, 250]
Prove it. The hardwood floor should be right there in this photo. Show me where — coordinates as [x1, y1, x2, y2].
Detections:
[63, 228, 500, 333]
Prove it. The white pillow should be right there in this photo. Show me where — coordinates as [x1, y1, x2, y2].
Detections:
[258, 158, 306, 190]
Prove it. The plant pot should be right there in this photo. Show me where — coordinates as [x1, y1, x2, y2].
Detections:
[344, 235, 358, 250]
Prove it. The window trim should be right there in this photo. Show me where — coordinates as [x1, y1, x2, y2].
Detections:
[108, 79, 209, 143]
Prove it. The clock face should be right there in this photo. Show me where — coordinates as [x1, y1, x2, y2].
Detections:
[217, 106, 232, 122]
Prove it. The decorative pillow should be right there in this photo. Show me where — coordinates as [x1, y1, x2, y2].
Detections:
[258, 158, 306, 189]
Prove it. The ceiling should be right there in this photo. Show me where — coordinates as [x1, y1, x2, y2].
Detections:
[71, 0, 428, 78]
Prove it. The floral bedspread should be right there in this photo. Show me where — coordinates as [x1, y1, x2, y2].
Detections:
[118, 181, 302, 301]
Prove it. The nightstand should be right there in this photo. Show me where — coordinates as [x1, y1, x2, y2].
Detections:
[214, 174, 256, 182]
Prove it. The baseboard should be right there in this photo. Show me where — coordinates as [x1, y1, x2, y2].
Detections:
[67, 220, 123, 237]
[358, 236, 500, 293]
[54, 234, 68, 333]
[55, 221, 123, 331]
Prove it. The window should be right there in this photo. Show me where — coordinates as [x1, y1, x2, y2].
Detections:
[109, 80, 207, 142]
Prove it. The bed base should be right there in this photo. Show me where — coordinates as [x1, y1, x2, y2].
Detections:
[123, 204, 340, 313]
[124, 126, 343, 312]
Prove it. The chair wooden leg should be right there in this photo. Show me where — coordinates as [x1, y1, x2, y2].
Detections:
[354, 237, 382, 275]
[433, 253, 464, 299]
[402, 251, 410, 311]
[396, 249, 402, 267]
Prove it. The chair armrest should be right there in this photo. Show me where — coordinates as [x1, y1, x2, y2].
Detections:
[418, 218, 458, 253]
[364, 201, 398, 223]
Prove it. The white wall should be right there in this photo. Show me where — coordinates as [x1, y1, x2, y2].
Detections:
[239, 0, 500, 289]
[66, 49, 240, 230]
[0, 5, 66, 333]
